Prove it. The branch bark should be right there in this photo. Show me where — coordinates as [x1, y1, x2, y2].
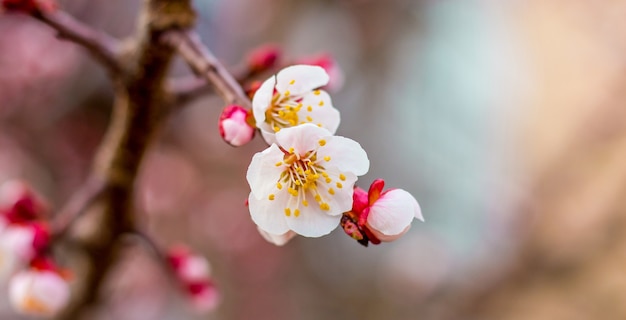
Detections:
[33, 9, 123, 76]
[162, 30, 252, 109]
[55, 1, 196, 318]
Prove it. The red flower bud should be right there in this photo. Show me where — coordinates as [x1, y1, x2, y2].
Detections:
[218, 105, 256, 147]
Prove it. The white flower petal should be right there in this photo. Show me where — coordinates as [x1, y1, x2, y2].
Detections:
[0, 245, 20, 281]
[275, 124, 331, 155]
[367, 189, 421, 236]
[1, 226, 35, 262]
[251, 75, 276, 126]
[275, 65, 329, 96]
[179, 256, 211, 283]
[285, 205, 341, 237]
[246, 144, 285, 199]
[257, 228, 296, 246]
[260, 129, 278, 145]
[314, 169, 357, 216]
[221, 117, 254, 147]
[248, 193, 290, 235]
[297, 90, 340, 134]
[9, 270, 70, 317]
[318, 136, 369, 176]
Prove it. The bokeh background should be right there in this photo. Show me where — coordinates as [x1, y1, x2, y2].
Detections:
[2, 0, 626, 319]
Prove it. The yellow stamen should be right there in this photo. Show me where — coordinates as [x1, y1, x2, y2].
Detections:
[284, 90, 291, 97]
[306, 116, 313, 122]
[294, 209, 300, 217]
[285, 208, 291, 216]
[275, 161, 283, 167]
[328, 188, 335, 195]
[268, 194, 275, 200]
[320, 203, 330, 211]
[314, 90, 321, 95]
[289, 79, 296, 85]
[336, 182, 343, 188]
[318, 139, 326, 146]
[339, 174, 346, 181]
[318, 100, 324, 106]
[302, 200, 309, 207]
[324, 156, 331, 162]
[325, 177, 332, 183]
[277, 182, 283, 189]
[307, 106, 313, 112]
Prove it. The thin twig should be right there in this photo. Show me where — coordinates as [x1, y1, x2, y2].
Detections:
[168, 76, 214, 107]
[162, 30, 251, 108]
[126, 229, 179, 284]
[33, 10, 123, 75]
[51, 175, 107, 238]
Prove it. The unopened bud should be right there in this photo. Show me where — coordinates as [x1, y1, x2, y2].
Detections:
[167, 247, 219, 312]
[247, 44, 281, 73]
[297, 53, 344, 92]
[218, 105, 255, 147]
[1, 0, 55, 13]
[0, 180, 47, 224]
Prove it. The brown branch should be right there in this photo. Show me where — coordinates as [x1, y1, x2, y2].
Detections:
[33, 9, 122, 75]
[50, 175, 107, 239]
[56, 1, 197, 318]
[162, 30, 252, 108]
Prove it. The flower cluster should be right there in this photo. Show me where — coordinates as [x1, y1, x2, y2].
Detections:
[167, 246, 219, 313]
[0, 180, 70, 317]
[231, 63, 423, 246]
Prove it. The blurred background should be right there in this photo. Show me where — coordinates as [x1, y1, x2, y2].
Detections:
[2, 0, 626, 319]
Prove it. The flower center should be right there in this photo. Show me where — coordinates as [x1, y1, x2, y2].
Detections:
[264, 92, 303, 132]
[271, 146, 338, 217]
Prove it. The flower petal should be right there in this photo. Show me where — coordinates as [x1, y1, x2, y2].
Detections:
[9, 270, 70, 317]
[297, 90, 340, 134]
[257, 228, 296, 246]
[366, 189, 421, 236]
[246, 144, 285, 199]
[251, 75, 276, 142]
[275, 124, 332, 155]
[251, 75, 275, 125]
[275, 65, 329, 96]
[248, 192, 290, 235]
[285, 205, 341, 237]
[318, 136, 369, 176]
[314, 169, 357, 216]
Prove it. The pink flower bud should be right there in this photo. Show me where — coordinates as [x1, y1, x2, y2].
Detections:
[1, 0, 55, 13]
[365, 180, 423, 242]
[342, 179, 423, 246]
[9, 269, 70, 317]
[297, 53, 344, 92]
[218, 105, 256, 147]
[1, 225, 38, 262]
[0, 180, 47, 224]
[247, 44, 281, 73]
[167, 247, 219, 312]
[188, 280, 219, 312]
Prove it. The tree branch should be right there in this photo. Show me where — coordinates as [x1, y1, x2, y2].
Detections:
[162, 30, 252, 108]
[33, 9, 123, 75]
[50, 175, 107, 239]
